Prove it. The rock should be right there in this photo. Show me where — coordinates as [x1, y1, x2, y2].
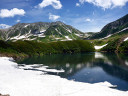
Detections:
[0, 94, 10, 96]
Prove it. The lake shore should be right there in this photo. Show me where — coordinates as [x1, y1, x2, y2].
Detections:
[0, 94, 9, 96]
[0, 57, 128, 96]
[0, 52, 29, 61]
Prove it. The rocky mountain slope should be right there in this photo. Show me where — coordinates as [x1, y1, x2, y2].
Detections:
[0, 21, 85, 42]
[89, 14, 128, 39]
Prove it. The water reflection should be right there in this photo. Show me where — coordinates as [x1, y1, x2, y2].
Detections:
[17, 52, 128, 91]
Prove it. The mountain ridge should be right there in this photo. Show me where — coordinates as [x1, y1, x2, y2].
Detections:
[0, 21, 85, 42]
[89, 14, 128, 39]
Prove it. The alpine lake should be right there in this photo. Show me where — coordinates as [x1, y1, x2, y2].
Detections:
[16, 52, 128, 91]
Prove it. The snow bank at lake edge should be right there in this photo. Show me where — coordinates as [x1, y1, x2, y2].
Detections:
[0, 57, 128, 96]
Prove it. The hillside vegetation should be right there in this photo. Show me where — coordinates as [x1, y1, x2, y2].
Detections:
[0, 40, 95, 58]
[87, 14, 128, 53]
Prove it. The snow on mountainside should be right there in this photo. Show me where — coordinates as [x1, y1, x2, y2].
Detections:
[0, 21, 85, 42]
[124, 37, 128, 41]
[89, 14, 128, 40]
[99, 27, 128, 40]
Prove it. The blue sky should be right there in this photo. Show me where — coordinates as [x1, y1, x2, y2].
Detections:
[0, 0, 128, 32]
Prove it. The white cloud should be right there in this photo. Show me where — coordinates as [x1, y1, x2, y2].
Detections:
[76, 3, 80, 7]
[0, 8, 25, 18]
[39, 0, 62, 9]
[49, 13, 60, 21]
[0, 24, 11, 29]
[16, 20, 21, 23]
[85, 18, 91, 22]
[79, 0, 128, 9]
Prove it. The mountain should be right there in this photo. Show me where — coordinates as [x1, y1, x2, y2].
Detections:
[0, 21, 85, 42]
[84, 32, 95, 38]
[89, 14, 128, 39]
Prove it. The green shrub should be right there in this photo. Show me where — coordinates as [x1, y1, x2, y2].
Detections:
[100, 38, 120, 52]
[0, 40, 95, 56]
[119, 41, 128, 52]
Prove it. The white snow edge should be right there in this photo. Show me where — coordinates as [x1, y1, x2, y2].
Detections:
[124, 37, 128, 41]
[95, 44, 108, 50]
[0, 57, 128, 96]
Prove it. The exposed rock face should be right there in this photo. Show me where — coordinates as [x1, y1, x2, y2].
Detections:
[0, 21, 84, 42]
[89, 14, 128, 39]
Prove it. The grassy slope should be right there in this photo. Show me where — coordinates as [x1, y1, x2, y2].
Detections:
[119, 41, 128, 52]
[0, 40, 95, 59]
[89, 29, 128, 52]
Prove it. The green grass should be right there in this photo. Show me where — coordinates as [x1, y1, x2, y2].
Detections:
[0, 40, 95, 57]
[118, 41, 128, 52]
[100, 38, 120, 52]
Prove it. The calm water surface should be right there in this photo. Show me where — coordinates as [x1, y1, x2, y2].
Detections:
[17, 52, 128, 91]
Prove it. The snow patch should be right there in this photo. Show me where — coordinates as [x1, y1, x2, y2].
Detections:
[24, 24, 30, 28]
[34, 30, 46, 38]
[124, 37, 128, 41]
[95, 44, 108, 50]
[100, 34, 112, 40]
[40, 29, 46, 33]
[10, 30, 32, 40]
[0, 57, 128, 96]
[67, 29, 72, 33]
[65, 36, 72, 40]
[55, 38, 61, 40]
[100, 27, 128, 40]
[19, 64, 65, 73]
[118, 27, 128, 33]
[55, 28, 62, 35]
[37, 34, 45, 38]
[75, 34, 80, 36]
[62, 26, 72, 33]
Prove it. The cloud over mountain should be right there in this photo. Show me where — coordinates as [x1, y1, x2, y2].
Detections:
[79, 0, 128, 9]
[39, 0, 62, 9]
[0, 8, 25, 18]
[49, 13, 60, 21]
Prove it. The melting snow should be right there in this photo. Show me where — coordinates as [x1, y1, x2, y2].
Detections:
[10, 30, 32, 40]
[24, 24, 30, 28]
[100, 34, 112, 40]
[55, 28, 62, 35]
[124, 37, 128, 41]
[0, 57, 128, 96]
[65, 36, 72, 40]
[67, 29, 72, 33]
[40, 29, 46, 33]
[37, 34, 45, 38]
[19, 64, 65, 73]
[75, 34, 80, 36]
[100, 27, 128, 40]
[95, 44, 108, 50]
[118, 27, 128, 33]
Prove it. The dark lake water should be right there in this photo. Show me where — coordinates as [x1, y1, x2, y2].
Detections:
[17, 52, 128, 91]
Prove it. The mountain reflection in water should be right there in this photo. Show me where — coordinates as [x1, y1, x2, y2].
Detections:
[17, 52, 128, 91]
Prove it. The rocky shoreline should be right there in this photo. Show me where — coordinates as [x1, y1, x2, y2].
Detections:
[0, 52, 28, 61]
[0, 94, 9, 96]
